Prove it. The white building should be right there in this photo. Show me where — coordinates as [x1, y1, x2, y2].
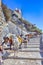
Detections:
[12, 8, 22, 19]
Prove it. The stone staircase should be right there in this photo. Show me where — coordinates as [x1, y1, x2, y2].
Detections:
[3, 36, 43, 65]
[21, 36, 40, 51]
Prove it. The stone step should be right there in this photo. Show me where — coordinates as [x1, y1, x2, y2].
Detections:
[22, 43, 40, 48]
[23, 44, 40, 47]
[3, 58, 42, 65]
[3, 56, 43, 61]
[3, 51, 42, 61]
[29, 38, 40, 43]
[21, 46, 40, 48]
[3, 48, 38, 52]
[29, 41, 40, 43]
[27, 43, 40, 45]
[27, 44, 43, 48]
[3, 45, 40, 50]
[22, 42, 40, 44]
[19, 50, 43, 52]
[5, 49, 43, 53]
[19, 48, 40, 51]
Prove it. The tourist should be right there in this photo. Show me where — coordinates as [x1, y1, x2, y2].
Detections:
[2, 37, 10, 49]
[9, 35, 13, 50]
[17, 35, 23, 49]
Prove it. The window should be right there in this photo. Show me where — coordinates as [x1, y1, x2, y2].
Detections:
[12, 14, 18, 18]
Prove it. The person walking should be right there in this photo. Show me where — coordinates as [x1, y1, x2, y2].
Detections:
[2, 37, 10, 49]
[17, 35, 23, 49]
[9, 36, 13, 50]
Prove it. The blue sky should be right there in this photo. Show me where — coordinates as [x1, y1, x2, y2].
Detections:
[2, 0, 43, 31]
